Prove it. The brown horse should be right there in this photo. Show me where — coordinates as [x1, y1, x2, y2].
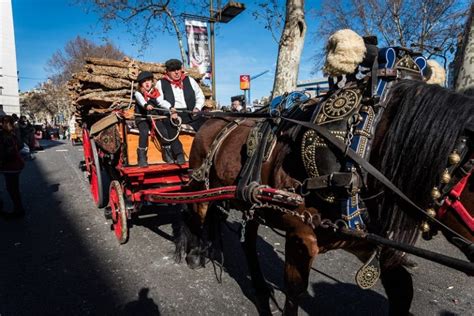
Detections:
[175, 80, 474, 315]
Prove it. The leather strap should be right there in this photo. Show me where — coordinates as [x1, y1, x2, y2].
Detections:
[305, 172, 353, 190]
[377, 68, 397, 78]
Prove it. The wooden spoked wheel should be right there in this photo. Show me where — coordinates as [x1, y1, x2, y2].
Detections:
[109, 180, 128, 244]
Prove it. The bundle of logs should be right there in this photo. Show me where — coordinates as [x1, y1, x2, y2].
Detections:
[67, 57, 212, 126]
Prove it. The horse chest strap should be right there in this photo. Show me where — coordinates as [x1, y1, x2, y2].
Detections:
[191, 119, 244, 186]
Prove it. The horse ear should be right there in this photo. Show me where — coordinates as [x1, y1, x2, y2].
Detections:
[426, 60, 446, 85]
[323, 29, 367, 77]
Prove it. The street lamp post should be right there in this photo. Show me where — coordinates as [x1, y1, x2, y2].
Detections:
[184, 1, 245, 102]
[209, 1, 216, 102]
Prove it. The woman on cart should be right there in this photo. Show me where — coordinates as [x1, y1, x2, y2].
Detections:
[134, 71, 185, 167]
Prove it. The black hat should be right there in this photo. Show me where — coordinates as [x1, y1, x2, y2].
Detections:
[165, 59, 183, 71]
[137, 71, 154, 83]
[231, 95, 245, 102]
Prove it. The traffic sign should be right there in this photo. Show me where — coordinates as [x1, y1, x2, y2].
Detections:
[240, 75, 250, 90]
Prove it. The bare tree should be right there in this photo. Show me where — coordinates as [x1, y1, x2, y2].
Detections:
[252, 0, 285, 44]
[76, 0, 208, 65]
[314, 0, 469, 70]
[21, 90, 50, 123]
[21, 82, 73, 124]
[36, 37, 125, 123]
[46, 36, 125, 85]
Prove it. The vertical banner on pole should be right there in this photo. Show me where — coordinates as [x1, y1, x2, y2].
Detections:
[185, 19, 211, 79]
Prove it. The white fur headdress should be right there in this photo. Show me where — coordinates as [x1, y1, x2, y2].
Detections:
[323, 29, 367, 76]
[426, 59, 446, 85]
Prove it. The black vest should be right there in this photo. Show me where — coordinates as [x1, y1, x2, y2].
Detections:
[160, 77, 196, 111]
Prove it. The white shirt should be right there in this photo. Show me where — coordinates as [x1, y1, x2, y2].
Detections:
[155, 77, 205, 111]
[134, 91, 148, 109]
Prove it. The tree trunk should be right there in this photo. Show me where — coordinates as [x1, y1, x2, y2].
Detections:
[271, 0, 306, 99]
[455, 4, 474, 91]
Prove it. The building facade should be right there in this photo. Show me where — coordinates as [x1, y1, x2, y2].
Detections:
[0, 0, 20, 115]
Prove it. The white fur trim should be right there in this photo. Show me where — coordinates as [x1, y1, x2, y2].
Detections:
[323, 29, 366, 76]
[426, 59, 446, 85]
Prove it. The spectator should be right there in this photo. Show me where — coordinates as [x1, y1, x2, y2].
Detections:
[11, 113, 22, 146]
[231, 95, 245, 112]
[230, 95, 254, 112]
[0, 115, 25, 219]
[33, 127, 43, 151]
[18, 116, 34, 160]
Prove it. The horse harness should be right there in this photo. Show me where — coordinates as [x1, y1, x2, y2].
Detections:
[189, 47, 474, 284]
[300, 47, 428, 230]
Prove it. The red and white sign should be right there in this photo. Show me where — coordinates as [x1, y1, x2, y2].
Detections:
[240, 75, 250, 90]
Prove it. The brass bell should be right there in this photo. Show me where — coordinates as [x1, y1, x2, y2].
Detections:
[420, 221, 431, 233]
[426, 208, 437, 218]
[431, 187, 441, 199]
[440, 169, 451, 184]
[448, 151, 461, 165]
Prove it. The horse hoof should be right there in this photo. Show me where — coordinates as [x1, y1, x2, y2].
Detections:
[186, 253, 204, 269]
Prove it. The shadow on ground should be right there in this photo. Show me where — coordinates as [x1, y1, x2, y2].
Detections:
[114, 288, 160, 316]
[0, 152, 160, 315]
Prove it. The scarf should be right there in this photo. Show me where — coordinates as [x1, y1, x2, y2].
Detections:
[141, 87, 160, 101]
[164, 73, 187, 89]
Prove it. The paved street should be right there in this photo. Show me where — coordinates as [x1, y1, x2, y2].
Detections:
[0, 140, 472, 315]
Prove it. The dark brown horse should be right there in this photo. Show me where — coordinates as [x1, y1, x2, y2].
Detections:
[175, 80, 474, 315]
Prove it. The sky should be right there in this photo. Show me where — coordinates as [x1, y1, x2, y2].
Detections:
[11, 0, 324, 105]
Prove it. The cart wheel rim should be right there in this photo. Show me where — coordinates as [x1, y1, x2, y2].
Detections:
[82, 127, 92, 174]
[90, 164, 99, 204]
[89, 140, 103, 206]
[109, 181, 128, 244]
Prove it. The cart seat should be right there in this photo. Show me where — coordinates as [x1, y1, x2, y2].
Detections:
[119, 120, 195, 166]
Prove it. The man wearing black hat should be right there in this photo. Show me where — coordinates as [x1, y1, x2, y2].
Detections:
[156, 59, 205, 131]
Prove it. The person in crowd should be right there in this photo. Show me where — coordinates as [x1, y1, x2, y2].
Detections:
[11, 114, 22, 145]
[33, 126, 43, 151]
[18, 116, 35, 159]
[134, 71, 185, 167]
[19, 116, 34, 145]
[156, 59, 206, 132]
[59, 125, 65, 140]
[0, 115, 25, 219]
[231, 95, 245, 112]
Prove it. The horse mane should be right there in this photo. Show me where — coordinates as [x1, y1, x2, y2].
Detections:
[372, 80, 474, 266]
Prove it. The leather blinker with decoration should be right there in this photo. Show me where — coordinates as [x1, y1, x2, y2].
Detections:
[301, 46, 427, 230]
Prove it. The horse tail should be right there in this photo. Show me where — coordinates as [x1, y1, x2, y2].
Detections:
[372, 80, 474, 268]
